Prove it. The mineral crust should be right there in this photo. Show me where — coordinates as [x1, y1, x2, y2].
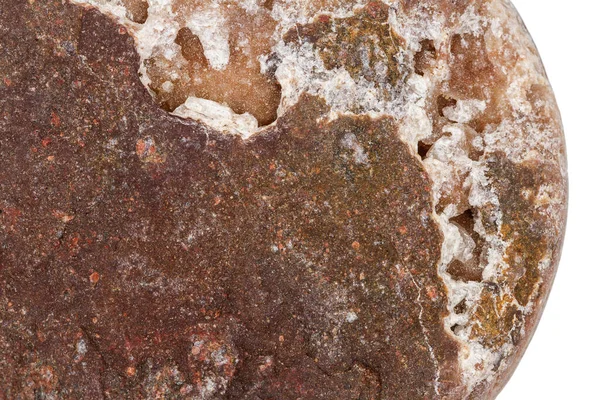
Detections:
[0, 0, 567, 399]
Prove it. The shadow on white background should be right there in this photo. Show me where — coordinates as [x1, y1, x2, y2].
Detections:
[498, 1, 600, 399]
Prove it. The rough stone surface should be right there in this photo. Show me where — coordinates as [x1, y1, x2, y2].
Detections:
[0, 0, 567, 399]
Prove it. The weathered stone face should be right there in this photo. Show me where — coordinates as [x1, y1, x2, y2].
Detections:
[0, 0, 567, 399]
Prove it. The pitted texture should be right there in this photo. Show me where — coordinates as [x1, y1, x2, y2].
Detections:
[0, 0, 566, 399]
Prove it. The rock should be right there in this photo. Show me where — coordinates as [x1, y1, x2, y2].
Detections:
[0, 0, 567, 399]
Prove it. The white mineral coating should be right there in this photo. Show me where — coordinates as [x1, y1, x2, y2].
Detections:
[186, 7, 230, 71]
[173, 97, 259, 139]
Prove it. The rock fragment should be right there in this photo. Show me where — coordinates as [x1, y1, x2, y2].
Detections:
[0, 0, 567, 399]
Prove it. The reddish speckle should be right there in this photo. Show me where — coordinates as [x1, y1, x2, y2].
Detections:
[352, 241, 361, 250]
[136, 137, 165, 164]
[52, 210, 74, 223]
[426, 286, 438, 301]
[50, 112, 60, 128]
[89, 271, 100, 284]
[318, 15, 330, 24]
[136, 139, 146, 156]
[365, 1, 388, 20]
[2, 207, 22, 230]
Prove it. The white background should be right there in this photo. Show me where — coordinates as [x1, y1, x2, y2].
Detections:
[498, 1, 600, 399]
